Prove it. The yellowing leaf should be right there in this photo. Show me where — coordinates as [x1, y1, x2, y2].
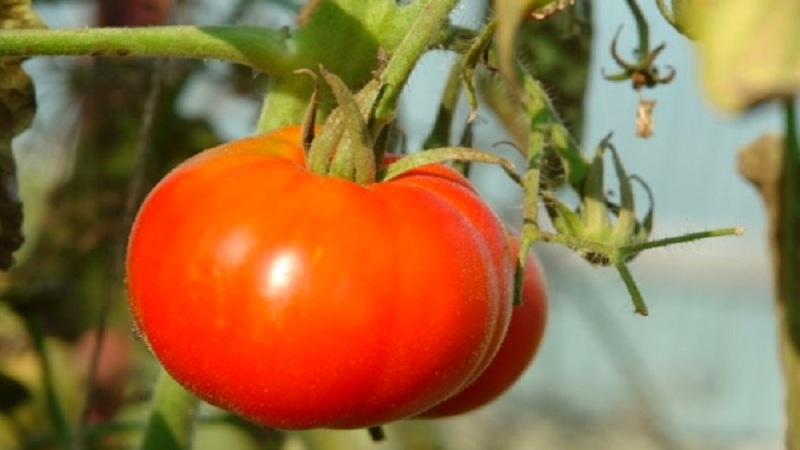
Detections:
[0, 0, 45, 269]
[696, 0, 800, 112]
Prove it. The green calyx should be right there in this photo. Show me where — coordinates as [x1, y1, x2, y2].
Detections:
[304, 68, 524, 187]
[382, 147, 522, 186]
[305, 69, 384, 185]
[542, 135, 653, 266]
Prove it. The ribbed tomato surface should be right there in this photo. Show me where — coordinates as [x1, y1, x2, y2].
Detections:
[126, 127, 513, 429]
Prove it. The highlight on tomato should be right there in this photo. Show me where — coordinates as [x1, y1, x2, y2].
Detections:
[419, 235, 548, 418]
[125, 126, 514, 430]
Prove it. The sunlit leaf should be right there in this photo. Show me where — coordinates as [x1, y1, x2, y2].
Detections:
[0, 0, 45, 270]
[696, 0, 800, 112]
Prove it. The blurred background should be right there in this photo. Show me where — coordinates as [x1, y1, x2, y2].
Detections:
[0, 0, 782, 449]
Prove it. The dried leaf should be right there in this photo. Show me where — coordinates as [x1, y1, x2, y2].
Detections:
[635, 98, 655, 138]
[0, 0, 46, 269]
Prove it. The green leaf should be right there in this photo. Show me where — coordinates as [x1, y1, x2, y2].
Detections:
[295, 0, 418, 88]
[259, 0, 458, 130]
[696, 0, 800, 112]
[0, 0, 45, 270]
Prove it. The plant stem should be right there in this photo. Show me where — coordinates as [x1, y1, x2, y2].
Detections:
[623, 0, 649, 58]
[256, 74, 316, 132]
[138, 369, 200, 450]
[780, 96, 800, 450]
[375, 0, 460, 121]
[25, 316, 75, 450]
[0, 26, 293, 74]
[612, 257, 648, 316]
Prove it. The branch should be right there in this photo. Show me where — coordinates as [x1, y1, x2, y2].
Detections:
[0, 26, 293, 74]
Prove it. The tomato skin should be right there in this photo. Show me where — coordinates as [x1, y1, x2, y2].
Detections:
[126, 128, 512, 430]
[418, 236, 548, 417]
[388, 162, 513, 388]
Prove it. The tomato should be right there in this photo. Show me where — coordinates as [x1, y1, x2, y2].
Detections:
[419, 235, 548, 417]
[125, 127, 513, 430]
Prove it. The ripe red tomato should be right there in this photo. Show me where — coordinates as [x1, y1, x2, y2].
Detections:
[418, 236, 548, 417]
[126, 127, 513, 430]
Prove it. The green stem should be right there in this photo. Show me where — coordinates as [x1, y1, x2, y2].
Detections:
[25, 316, 74, 450]
[0, 26, 293, 74]
[461, 18, 497, 119]
[138, 369, 200, 450]
[538, 230, 613, 257]
[612, 257, 648, 316]
[520, 73, 546, 252]
[780, 96, 800, 450]
[520, 72, 589, 187]
[375, 0, 460, 121]
[256, 74, 316, 132]
[623, 0, 649, 58]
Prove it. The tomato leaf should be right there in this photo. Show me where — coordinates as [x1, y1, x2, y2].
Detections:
[0, 0, 45, 270]
[294, 0, 423, 90]
[696, 0, 800, 112]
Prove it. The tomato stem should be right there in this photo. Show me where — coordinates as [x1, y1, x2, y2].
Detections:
[461, 18, 497, 120]
[612, 257, 648, 316]
[374, 0, 460, 121]
[538, 225, 742, 314]
[24, 315, 76, 450]
[0, 26, 293, 73]
[779, 95, 800, 449]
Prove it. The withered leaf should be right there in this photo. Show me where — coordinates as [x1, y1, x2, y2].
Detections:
[0, 0, 46, 270]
